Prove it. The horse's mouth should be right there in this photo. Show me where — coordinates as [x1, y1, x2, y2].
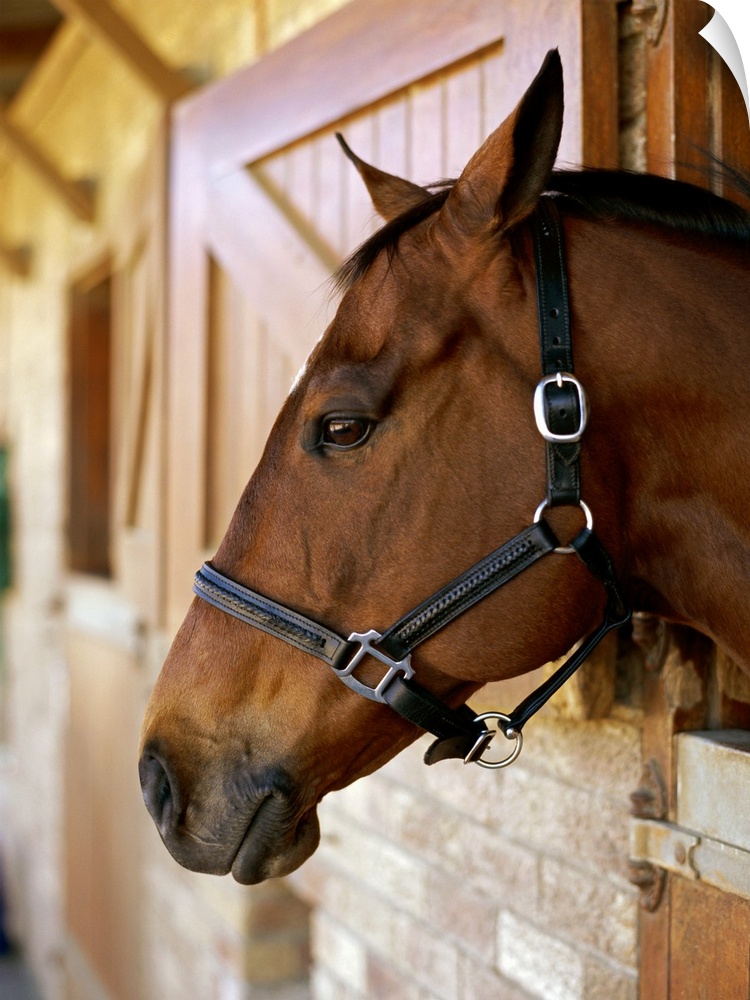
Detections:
[230, 796, 321, 885]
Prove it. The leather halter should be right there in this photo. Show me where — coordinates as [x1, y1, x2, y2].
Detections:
[193, 199, 631, 768]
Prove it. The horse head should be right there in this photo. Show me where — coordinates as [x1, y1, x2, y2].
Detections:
[139, 47, 750, 884]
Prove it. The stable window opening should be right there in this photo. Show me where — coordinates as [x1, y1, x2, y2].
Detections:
[67, 269, 113, 577]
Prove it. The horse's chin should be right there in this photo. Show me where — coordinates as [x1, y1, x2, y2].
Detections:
[230, 803, 321, 885]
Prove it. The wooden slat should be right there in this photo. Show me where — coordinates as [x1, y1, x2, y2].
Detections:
[112, 116, 169, 627]
[0, 106, 94, 220]
[670, 879, 750, 999]
[717, 56, 750, 211]
[645, 0, 713, 181]
[48, 0, 193, 102]
[165, 131, 210, 625]
[672, 1, 712, 186]
[637, 627, 711, 1000]
[581, 0, 619, 168]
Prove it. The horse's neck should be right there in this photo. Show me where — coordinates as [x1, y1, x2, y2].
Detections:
[576, 223, 750, 667]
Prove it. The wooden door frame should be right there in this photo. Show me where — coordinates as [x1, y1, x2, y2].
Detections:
[165, 0, 620, 631]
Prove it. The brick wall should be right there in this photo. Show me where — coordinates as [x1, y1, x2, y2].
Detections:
[291, 709, 642, 1000]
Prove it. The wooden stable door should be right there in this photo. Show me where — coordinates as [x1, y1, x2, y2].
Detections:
[64, 124, 168, 1000]
[632, 716, 750, 1000]
[165, 0, 622, 630]
[631, 4, 750, 998]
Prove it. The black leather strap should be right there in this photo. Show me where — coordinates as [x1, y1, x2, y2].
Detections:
[194, 563, 350, 667]
[531, 200, 582, 506]
[378, 520, 559, 659]
[504, 527, 630, 733]
[383, 681, 493, 764]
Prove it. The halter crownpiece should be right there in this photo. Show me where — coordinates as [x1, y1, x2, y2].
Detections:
[193, 199, 631, 769]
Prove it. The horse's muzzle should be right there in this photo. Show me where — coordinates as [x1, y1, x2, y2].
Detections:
[138, 743, 320, 884]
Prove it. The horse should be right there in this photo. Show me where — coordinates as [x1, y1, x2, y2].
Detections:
[139, 50, 750, 885]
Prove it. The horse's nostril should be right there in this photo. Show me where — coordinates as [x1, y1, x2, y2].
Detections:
[139, 752, 176, 830]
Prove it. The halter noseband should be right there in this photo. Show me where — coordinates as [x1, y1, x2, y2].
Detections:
[193, 199, 631, 769]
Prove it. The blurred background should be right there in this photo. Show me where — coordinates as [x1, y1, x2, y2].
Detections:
[0, 2, 748, 998]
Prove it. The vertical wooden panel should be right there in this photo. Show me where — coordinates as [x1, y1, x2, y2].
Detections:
[670, 879, 750, 1000]
[166, 119, 211, 626]
[716, 57, 750, 210]
[112, 117, 168, 628]
[339, 112, 376, 256]
[314, 128, 346, 257]
[65, 631, 145, 1000]
[204, 256, 234, 550]
[481, 44, 512, 137]
[581, 0, 619, 168]
[444, 62, 482, 176]
[229, 287, 265, 485]
[637, 626, 712, 999]
[375, 94, 410, 179]
[408, 77, 445, 182]
[646, 0, 712, 181]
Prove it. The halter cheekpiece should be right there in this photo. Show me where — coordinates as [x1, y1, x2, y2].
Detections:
[193, 198, 631, 768]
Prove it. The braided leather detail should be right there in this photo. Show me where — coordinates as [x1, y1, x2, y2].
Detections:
[194, 564, 345, 664]
[380, 521, 558, 657]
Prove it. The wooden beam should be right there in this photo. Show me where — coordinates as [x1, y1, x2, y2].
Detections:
[0, 240, 31, 278]
[48, 0, 193, 102]
[0, 107, 95, 221]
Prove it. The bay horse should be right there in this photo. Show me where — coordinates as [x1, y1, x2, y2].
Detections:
[140, 51, 750, 884]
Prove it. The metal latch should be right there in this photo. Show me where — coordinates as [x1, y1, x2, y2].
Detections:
[630, 818, 700, 880]
[630, 817, 750, 909]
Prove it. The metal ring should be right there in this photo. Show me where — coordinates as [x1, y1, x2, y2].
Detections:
[468, 712, 523, 769]
[533, 498, 593, 554]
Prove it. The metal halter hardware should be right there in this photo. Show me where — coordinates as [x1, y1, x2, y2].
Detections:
[192, 199, 631, 769]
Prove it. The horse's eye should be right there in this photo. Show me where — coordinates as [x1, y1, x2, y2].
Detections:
[322, 417, 372, 449]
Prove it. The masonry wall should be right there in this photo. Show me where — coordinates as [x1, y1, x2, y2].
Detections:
[291, 707, 643, 1000]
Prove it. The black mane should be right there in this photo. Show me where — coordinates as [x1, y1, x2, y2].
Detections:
[336, 167, 750, 291]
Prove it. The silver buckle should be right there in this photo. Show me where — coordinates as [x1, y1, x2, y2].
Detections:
[334, 630, 414, 703]
[533, 372, 589, 443]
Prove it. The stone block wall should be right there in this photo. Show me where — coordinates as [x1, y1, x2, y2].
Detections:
[291, 707, 643, 1000]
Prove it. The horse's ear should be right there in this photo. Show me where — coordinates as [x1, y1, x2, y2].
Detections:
[336, 133, 431, 221]
[440, 49, 563, 236]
